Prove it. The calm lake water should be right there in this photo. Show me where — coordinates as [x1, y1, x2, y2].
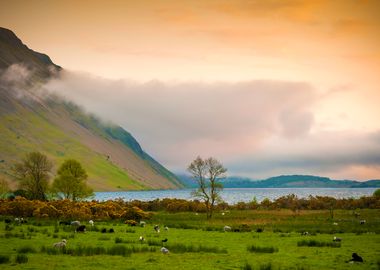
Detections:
[95, 188, 377, 204]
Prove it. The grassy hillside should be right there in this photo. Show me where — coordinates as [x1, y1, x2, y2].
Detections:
[0, 27, 183, 190]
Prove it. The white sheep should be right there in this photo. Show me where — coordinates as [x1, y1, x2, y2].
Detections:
[53, 239, 67, 248]
[71, 221, 80, 226]
[360, 220, 366, 225]
[164, 226, 169, 231]
[89, 220, 94, 226]
[161, 247, 169, 254]
[333, 222, 338, 226]
[140, 221, 146, 227]
[221, 212, 225, 216]
[223, 226, 231, 232]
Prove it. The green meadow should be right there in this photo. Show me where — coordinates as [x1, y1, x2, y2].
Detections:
[1, 209, 379, 270]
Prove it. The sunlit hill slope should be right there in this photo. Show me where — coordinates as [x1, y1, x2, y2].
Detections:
[0, 27, 183, 191]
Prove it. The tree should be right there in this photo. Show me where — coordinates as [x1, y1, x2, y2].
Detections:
[374, 189, 380, 197]
[187, 156, 227, 219]
[0, 177, 10, 199]
[52, 159, 93, 201]
[13, 152, 52, 200]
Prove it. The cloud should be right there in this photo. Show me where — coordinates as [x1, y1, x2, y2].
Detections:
[44, 71, 316, 169]
[3, 65, 379, 180]
[228, 131, 380, 179]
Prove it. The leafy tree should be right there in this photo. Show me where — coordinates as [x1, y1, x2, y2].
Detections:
[13, 152, 52, 200]
[188, 156, 227, 219]
[0, 177, 10, 199]
[52, 159, 93, 201]
[374, 189, 380, 197]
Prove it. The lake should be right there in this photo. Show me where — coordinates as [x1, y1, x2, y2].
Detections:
[95, 188, 377, 204]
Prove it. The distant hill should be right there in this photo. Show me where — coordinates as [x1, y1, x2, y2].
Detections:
[0, 27, 183, 191]
[178, 174, 380, 188]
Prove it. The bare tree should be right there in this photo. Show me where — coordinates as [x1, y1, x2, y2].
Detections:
[188, 156, 227, 219]
[13, 151, 52, 200]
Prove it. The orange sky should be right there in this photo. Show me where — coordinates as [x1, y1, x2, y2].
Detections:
[1, 0, 380, 179]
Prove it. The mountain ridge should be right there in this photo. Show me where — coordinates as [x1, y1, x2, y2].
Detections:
[178, 174, 380, 188]
[0, 27, 183, 190]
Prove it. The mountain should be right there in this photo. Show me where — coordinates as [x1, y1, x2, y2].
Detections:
[0, 27, 183, 191]
[178, 174, 380, 188]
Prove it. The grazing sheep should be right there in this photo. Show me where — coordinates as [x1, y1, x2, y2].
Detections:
[101, 228, 107, 233]
[109, 228, 114, 233]
[333, 236, 342, 242]
[154, 225, 160, 233]
[53, 239, 67, 248]
[161, 238, 168, 243]
[360, 220, 366, 225]
[221, 212, 225, 216]
[14, 218, 20, 224]
[161, 247, 169, 254]
[164, 226, 169, 231]
[301, 231, 309, 236]
[223, 226, 231, 232]
[349, 253, 363, 262]
[71, 221, 81, 227]
[139, 221, 146, 227]
[195, 213, 199, 216]
[139, 236, 145, 242]
[89, 220, 94, 226]
[20, 218, 27, 224]
[333, 222, 338, 226]
[76, 225, 86, 233]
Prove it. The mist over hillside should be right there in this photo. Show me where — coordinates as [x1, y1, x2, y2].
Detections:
[0, 27, 183, 191]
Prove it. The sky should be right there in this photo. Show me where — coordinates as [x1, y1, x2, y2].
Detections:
[1, 0, 380, 180]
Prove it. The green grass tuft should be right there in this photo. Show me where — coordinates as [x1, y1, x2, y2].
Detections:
[247, 245, 278, 253]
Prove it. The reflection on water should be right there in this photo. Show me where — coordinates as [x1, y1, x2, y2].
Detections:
[95, 188, 377, 204]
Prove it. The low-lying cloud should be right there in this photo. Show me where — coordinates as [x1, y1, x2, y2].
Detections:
[44, 71, 316, 167]
[3, 65, 379, 180]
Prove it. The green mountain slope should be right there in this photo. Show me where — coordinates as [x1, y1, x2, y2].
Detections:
[0, 27, 183, 191]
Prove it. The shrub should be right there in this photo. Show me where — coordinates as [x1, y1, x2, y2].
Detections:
[115, 237, 123, 243]
[297, 240, 341, 247]
[0, 255, 10, 264]
[247, 245, 278, 253]
[260, 263, 273, 270]
[15, 254, 28, 264]
[17, 245, 36, 253]
[241, 262, 253, 270]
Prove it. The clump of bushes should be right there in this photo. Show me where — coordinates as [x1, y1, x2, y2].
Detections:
[147, 241, 227, 254]
[17, 245, 36, 253]
[297, 240, 341, 247]
[247, 245, 278, 253]
[15, 254, 28, 264]
[0, 255, 10, 264]
[41, 245, 156, 257]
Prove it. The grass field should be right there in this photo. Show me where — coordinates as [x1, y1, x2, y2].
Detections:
[0, 209, 379, 270]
